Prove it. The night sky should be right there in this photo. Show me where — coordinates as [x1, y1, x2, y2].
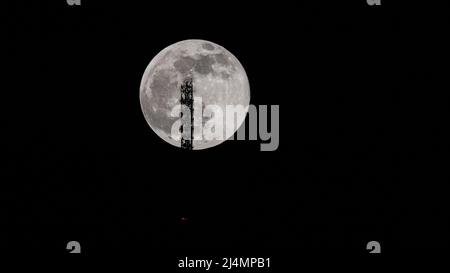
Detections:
[3, 0, 449, 265]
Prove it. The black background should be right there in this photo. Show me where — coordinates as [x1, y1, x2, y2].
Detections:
[3, 0, 449, 264]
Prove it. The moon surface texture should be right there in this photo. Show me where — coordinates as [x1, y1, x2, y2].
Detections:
[140, 40, 250, 149]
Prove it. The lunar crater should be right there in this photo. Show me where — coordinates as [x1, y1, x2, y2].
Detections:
[173, 56, 196, 74]
[202, 42, 215, 51]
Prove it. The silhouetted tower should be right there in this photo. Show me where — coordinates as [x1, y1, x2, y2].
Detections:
[180, 77, 193, 150]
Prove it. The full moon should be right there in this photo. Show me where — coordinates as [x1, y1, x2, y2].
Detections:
[139, 39, 250, 149]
